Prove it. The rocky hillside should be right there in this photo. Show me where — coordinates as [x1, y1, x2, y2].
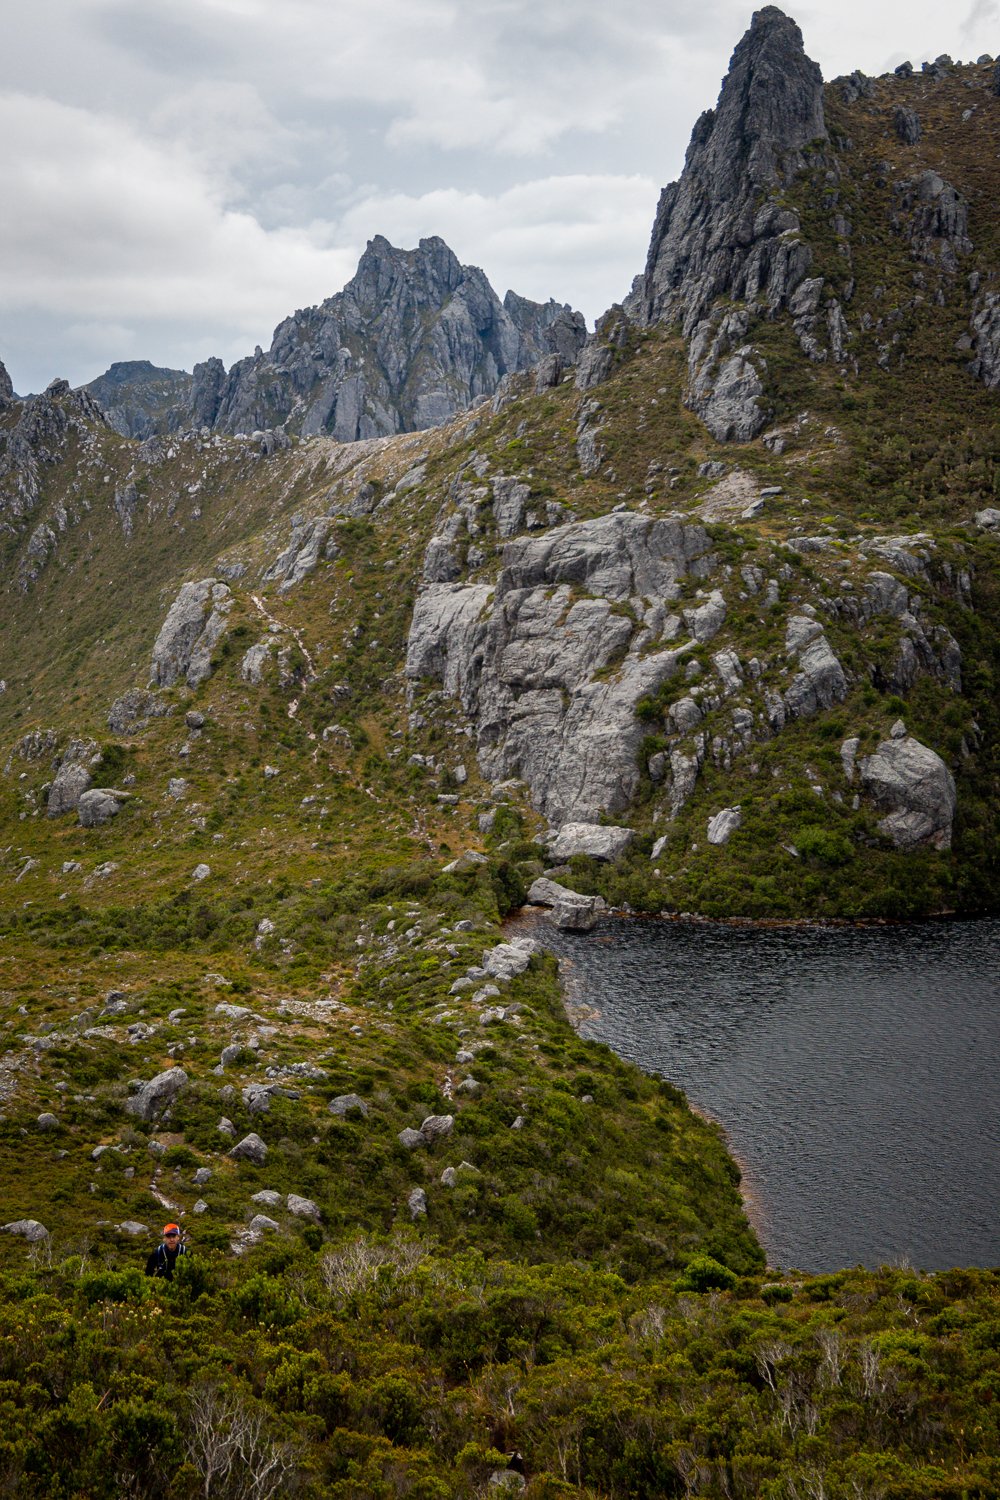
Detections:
[0, 11, 999, 1494]
[80, 235, 585, 443]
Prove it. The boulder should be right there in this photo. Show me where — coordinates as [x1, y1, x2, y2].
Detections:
[408, 1187, 428, 1219]
[246, 1214, 280, 1234]
[2, 1220, 49, 1241]
[707, 807, 742, 845]
[124, 1067, 188, 1122]
[78, 789, 122, 827]
[241, 642, 272, 685]
[783, 630, 847, 721]
[526, 876, 571, 905]
[287, 1194, 321, 1222]
[36, 1113, 59, 1131]
[116, 1221, 148, 1237]
[527, 876, 607, 929]
[397, 1128, 426, 1150]
[242, 1084, 273, 1115]
[442, 850, 489, 874]
[252, 1190, 283, 1208]
[47, 761, 93, 817]
[858, 731, 956, 850]
[420, 1114, 454, 1144]
[230, 1132, 268, 1165]
[548, 823, 634, 862]
[150, 578, 231, 689]
[482, 941, 536, 981]
[329, 1093, 369, 1118]
[553, 895, 606, 931]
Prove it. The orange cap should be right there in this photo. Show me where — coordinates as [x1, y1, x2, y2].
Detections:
[163, 1223, 180, 1235]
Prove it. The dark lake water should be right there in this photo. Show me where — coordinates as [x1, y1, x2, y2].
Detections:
[518, 914, 1000, 1273]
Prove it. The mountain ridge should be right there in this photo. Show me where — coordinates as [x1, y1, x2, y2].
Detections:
[77, 234, 586, 443]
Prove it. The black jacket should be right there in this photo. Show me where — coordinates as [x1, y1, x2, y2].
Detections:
[144, 1242, 187, 1279]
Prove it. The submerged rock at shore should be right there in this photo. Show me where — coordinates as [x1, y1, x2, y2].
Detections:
[526, 877, 607, 930]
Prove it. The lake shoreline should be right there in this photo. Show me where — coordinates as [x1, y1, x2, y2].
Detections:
[509, 908, 1000, 1272]
[508, 906, 776, 1266]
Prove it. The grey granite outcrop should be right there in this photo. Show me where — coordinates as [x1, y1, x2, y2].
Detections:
[407, 511, 714, 824]
[124, 1067, 189, 1122]
[858, 724, 956, 850]
[548, 824, 635, 862]
[107, 689, 172, 736]
[78, 789, 123, 827]
[150, 578, 232, 689]
[197, 237, 584, 441]
[47, 739, 99, 816]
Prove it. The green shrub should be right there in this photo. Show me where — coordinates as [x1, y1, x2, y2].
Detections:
[674, 1254, 738, 1293]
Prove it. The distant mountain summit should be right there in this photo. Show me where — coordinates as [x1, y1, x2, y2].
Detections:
[82, 236, 585, 441]
[83, 361, 190, 440]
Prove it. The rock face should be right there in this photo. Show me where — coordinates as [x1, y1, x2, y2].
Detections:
[209, 236, 584, 440]
[632, 7, 824, 332]
[0, 381, 109, 586]
[107, 688, 172, 736]
[625, 7, 826, 439]
[408, 471, 962, 842]
[150, 579, 232, 689]
[859, 727, 957, 850]
[407, 510, 715, 824]
[84, 239, 584, 441]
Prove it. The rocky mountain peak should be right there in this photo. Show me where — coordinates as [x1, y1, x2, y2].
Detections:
[80, 237, 585, 442]
[610, 6, 828, 444]
[347, 234, 464, 316]
[0, 357, 14, 409]
[706, 6, 826, 200]
[631, 5, 825, 336]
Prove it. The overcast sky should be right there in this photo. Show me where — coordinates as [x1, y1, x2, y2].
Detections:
[1, 0, 996, 393]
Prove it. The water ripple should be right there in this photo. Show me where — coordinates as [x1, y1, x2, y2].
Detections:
[521, 914, 1000, 1273]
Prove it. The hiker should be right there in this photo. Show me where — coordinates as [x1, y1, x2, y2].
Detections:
[145, 1222, 188, 1279]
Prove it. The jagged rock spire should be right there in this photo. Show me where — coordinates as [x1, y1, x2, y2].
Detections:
[632, 6, 826, 335]
[0, 356, 14, 408]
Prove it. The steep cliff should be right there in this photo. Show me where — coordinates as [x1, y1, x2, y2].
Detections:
[621, 6, 825, 440]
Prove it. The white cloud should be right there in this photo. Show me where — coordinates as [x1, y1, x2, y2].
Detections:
[0, 92, 356, 385]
